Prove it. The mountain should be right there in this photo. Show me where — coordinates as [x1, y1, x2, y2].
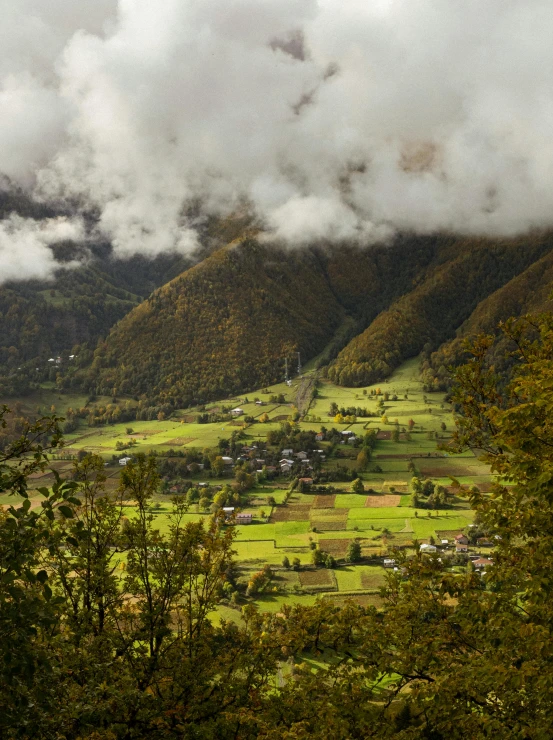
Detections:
[421, 247, 553, 390]
[76, 235, 442, 405]
[3, 195, 553, 408]
[0, 193, 253, 397]
[325, 233, 553, 387]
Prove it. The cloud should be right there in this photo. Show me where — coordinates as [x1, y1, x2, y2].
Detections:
[2, 0, 553, 280]
[0, 214, 85, 283]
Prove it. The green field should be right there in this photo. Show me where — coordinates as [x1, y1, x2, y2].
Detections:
[3, 356, 489, 620]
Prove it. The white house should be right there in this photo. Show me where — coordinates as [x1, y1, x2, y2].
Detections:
[231, 408, 243, 417]
[296, 451, 308, 460]
[282, 448, 294, 456]
[118, 457, 132, 466]
[221, 456, 234, 466]
[420, 543, 437, 553]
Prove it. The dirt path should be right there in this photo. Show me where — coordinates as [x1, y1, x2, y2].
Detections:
[296, 373, 318, 415]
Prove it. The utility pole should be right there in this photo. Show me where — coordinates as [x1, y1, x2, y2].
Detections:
[297, 351, 302, 376]
[284, 356, 289, 383]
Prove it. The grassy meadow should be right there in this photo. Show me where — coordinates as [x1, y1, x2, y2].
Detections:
[3, 356, 494, 623]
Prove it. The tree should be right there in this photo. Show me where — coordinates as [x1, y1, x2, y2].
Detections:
[391, 426, 400, 442]
[282, 556, 290, 568]
[311, 548, 326, 567]
[351, 478, 365, 495]
[346, 540, 362, 562]
[260, 412, 269, 423]
[356, 449, 369, 469]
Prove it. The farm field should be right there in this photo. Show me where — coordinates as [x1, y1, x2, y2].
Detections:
[3, 356, 494, 623]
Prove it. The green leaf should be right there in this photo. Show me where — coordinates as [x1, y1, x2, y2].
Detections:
[58, 506, 74, 519]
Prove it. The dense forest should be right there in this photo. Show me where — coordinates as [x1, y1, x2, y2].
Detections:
[73, 236, 442, 406]
[421, 248, 553, 391]
[325, 233, 553, 387]
[3, 316, 553, 737]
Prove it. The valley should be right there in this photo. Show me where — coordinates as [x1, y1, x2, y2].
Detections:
[3, 356, 492, 622]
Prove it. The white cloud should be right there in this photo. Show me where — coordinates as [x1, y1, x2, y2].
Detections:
[2, 0, 553, 279]
[0, 214, 85, 283]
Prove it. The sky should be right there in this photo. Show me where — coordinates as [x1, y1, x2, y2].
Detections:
[2, 0, 553, 281]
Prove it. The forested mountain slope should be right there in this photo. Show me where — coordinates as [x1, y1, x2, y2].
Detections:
[326, 234, 553, 387]
[79, 236, 442, 405]
[421, 247, 553, 390]
[0, 193, 254, 397]
[0, 248, 192, 396]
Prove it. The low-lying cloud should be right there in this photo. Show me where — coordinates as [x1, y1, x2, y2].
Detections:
[2, 0, 553, 281]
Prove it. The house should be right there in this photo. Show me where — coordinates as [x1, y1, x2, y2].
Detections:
[169, 486, 179, 494]
[296, 451, 308, 460]
[118, 457, 132, 466]
[456, 543, 468, 553]
[187, 463, 205, 472]
[473, 557, 493, 570]
[221, 456, 234, 466]
[383, 558, 397, 568]
[477, 537, 493, 547]
[282, 448, 294, 457]
[441, 539, 449, 546]
[315, 433, 324, 442]
[231, 408, 243, 417]
[236, 513, 253, 524]
[255, 400, 265, 406]
[340, 430, 354, 437]
[279, 459, 294, 466]
[455, 534, 469, 545]
[280, 463, 292, 473]
[266, 466, 277, 473]
[299, 477, 313, 486]
[420, 544, 437, 553]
